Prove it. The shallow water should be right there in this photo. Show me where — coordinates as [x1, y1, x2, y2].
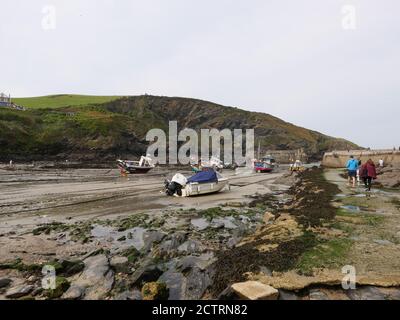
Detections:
[340, 205, 361, 213]
[91, 225, 146, 250]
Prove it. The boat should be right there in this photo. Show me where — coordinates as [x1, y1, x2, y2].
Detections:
[117, 156, 155, 174]
[165, 170, 230, 197]
[190, 156, 224, 173]
[261, 155, 277, 168]
[254, 161, 274, 173]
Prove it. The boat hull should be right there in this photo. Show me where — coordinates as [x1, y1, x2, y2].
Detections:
[117, 162, 154, 174]
[125, 167, 154, 174]
[180, 178, 229, 197]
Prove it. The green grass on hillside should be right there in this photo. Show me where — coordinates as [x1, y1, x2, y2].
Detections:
[13, 95, 121, 109]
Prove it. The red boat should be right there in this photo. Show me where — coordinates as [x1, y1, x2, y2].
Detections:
[254, 161, 273, 173]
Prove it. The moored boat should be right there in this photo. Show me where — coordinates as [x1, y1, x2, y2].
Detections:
[254, 161, 274, 173]
[165, 170, 229, 197]
[117, 156, 155, 174]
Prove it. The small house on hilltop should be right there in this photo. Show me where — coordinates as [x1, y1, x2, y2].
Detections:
[0, 92, 12, 107]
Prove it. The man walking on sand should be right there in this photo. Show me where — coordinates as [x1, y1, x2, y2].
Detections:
[346, 155, 358, 188]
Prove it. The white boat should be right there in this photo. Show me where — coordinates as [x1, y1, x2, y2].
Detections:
[117, 156, 155, 174]
[165, 170, 230, 197]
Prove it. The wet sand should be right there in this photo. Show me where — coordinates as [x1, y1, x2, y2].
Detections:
[0, 166, 288, 236]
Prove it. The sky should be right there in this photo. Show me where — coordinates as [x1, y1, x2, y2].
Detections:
[1, 0, 399, 149]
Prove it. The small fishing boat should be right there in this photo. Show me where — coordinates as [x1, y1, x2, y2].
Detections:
[254, 161, 274, 173]
[117, 156, 155, 174]
[261, 155, 276, 168]
[190, 156, 224, 173]
[165, 170, 229, 197]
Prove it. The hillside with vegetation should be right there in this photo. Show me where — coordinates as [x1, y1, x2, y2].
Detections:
[0, 95, 359, 161]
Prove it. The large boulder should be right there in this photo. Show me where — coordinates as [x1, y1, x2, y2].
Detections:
[64, 254, 114, 300]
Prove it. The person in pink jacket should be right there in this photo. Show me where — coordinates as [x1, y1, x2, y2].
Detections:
[359, 159, 377, 191]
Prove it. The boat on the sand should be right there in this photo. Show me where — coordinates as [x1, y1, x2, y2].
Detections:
[117, 156, 155, 174]
[165, 170, 229, 197]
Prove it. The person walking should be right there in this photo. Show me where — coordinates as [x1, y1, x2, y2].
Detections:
[360, 159, 377, 192]
[346, 155, 359, 188]
[356, 159, 362, 185]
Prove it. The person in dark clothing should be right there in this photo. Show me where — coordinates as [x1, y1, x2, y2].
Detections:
[359, 159, 377, 191]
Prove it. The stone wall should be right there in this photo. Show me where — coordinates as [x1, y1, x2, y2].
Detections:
[322, 150, 400, 168]
[264, 149, 308, 164]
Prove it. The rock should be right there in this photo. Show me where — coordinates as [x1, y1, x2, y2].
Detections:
[259, 266, 272, 277]
[69, 254, 114, 300]
[309, 289, 329, 300]
[178, 240, 204, 254]
[218, 286, 236, 300]
[184, 267, 211, 300]
[142, 282, 169, 300]
[212, 217, 237, 230]
[385, 289, 400, 300]
[155, 234, 187, 258]
[119, 247, 140, 263]
[177, 253, 216, 273]
[62, 285, 85, 300]
[0, 278, 12, 289]
[45, 277, 70, 299]
[263, 212, 275, 224]
[143, 231, 167, 251]
[5, 284, 34, 299]
[114, 290, 142, 300]
[110, 256, 130, 273]
[130, 259, 163, 286]
[210, 221, 225, 229]
[158, 269, 186, 300]
[191, 218, 210, 231]
[59, 260, 85, 277]
[227, 237, 239, 248]
[231, 281, 279, 300]
[373, 239, 393, 245]
[279, 289, 299, 300]
[31, 287, 43, 297]
[347, 286, 386, 300]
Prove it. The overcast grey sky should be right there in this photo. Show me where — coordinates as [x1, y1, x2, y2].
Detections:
[1, 0, 398, 149]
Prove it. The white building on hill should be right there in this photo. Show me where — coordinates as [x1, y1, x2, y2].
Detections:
[0, 92, 12, 107]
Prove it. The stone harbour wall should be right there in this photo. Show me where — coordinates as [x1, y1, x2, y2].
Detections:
[322, 149, 400, 168]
